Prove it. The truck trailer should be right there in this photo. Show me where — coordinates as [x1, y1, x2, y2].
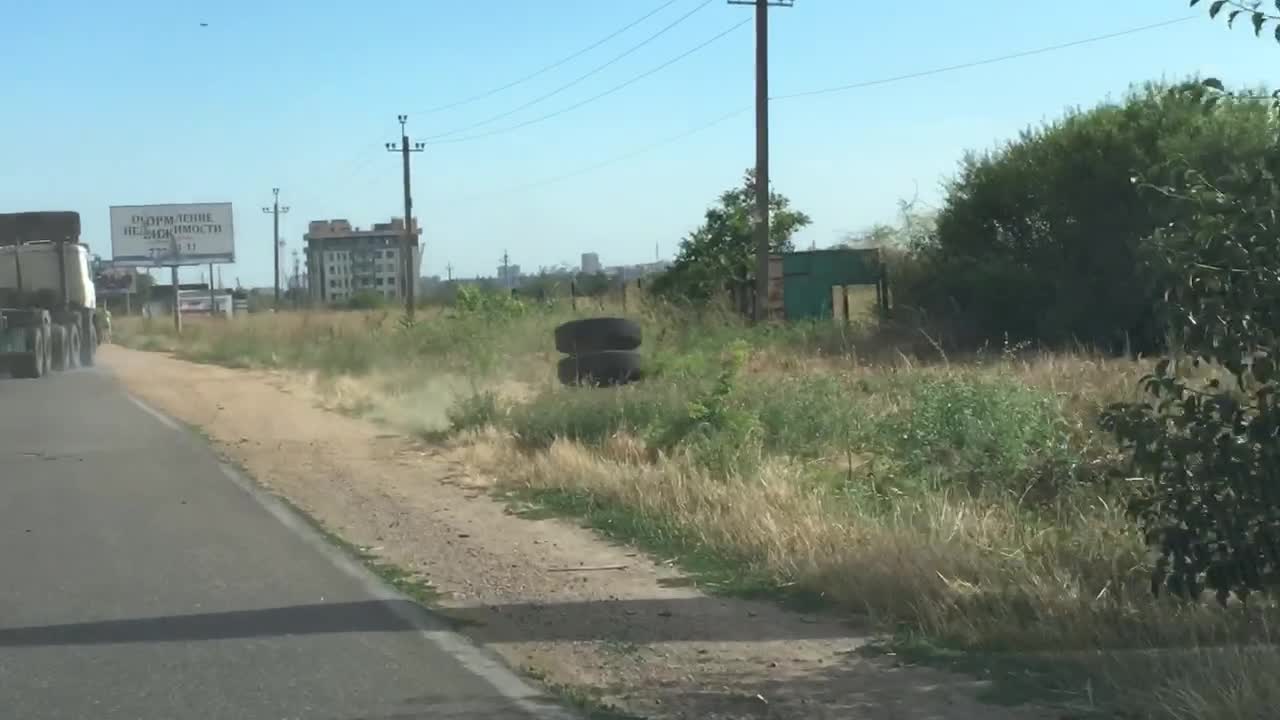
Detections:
[0, 211, 103, 378]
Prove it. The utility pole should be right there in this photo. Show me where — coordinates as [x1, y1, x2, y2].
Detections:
[386, 115, 425, 319]
[729, 0, 793, 322]
[261, 188, 290, 310]
[169, 233, 182, 335]
[291, 250, 301, 308]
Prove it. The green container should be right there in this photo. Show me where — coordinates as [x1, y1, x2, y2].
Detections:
[780, 248, 883, 320]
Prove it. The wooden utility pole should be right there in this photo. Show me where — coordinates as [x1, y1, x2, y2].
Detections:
[729, 0, 793, 322]
[386, 115, 425, 319]
[261, 188, 290, 310]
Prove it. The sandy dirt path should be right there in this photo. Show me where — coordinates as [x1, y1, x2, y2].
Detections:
[102, 345, 1052, 720]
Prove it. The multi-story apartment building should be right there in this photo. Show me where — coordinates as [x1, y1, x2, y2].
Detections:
[304, 218, 421, 304]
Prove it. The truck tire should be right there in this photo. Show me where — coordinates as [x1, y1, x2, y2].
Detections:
[13, 328, 46, 379]
[81, 323, 97, 367]
[554, 318, 642, 355]
[42, 325, 54, 375]
[49, 325, 69, 372]
[68, 324, 83, 369]
[557, 350, 643, 387]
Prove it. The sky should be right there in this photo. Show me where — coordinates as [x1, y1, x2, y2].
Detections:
[4, 0, 1278, 288]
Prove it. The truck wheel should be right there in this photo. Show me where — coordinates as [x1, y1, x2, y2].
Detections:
[81, 323, 96, 367]
[42, 325, 54, 375]
[49, 326, 69, 372]
[14, 328, 46, 379]
[68, 324, 83, 369]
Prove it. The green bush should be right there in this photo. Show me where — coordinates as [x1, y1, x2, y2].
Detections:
[459, 333, 1088, 504]
[904, 79, 1279, 352]
[345, 290, 389, 310]
[1105, 95, 1280, 603]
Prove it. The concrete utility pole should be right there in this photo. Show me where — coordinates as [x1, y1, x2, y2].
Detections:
[386, 115, 425, 319]
[729, 0, 793, 322]
[168, 233, 182, 335]
[291, 250, 301, 307]
[261, 188, 290, 310]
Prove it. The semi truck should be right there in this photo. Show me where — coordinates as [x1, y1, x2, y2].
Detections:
[0, 211, 103, 378]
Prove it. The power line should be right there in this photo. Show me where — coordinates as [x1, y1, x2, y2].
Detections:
[426, 0, 718, 141]
[771, 16, 1197, 101]
[432, 18, 750, 145]
[457, 15, 1192, 197]
[285, 143, 385, 210]
[418, 0, 685, 115]
[462, 106, 751, 198]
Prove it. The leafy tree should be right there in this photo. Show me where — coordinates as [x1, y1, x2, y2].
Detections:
[1101, 8, 1280, 603]
[574, 271, 613, 297]
[907, 80, 1278, 350]
[841, 200, 936, 250]
[1192, 0, 1280, 41]
[651, 168, 810, 302]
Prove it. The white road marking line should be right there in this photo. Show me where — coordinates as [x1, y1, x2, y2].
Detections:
[215, 461, 578, 720]
[127, 395, 182, 431]
[129, 391, 577, 718]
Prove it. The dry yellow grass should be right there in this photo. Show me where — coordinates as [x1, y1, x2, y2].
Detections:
[114, 308, 1280, 719]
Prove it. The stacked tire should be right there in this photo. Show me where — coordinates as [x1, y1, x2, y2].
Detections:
[555, 317, 643, 387]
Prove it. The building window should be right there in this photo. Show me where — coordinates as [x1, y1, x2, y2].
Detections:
[329, 280, 337, 288]
[375, 277, 384, 286]
[385, 250, 395, 258]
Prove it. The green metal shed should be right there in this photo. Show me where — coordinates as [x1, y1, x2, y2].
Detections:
[779, 248, 886, 321]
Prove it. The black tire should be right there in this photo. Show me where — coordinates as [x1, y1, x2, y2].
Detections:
[557, 350, 643, 387]
[14, 328, 45, 379]
[49, 325, 69, 372]
[554, 317, 642, 355]
[42, 325, 53, 375]
[81, 323, 96, 367]
[69, 324, 83, 369]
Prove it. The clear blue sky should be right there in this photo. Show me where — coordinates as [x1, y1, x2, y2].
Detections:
[4, 0, 1276, 287]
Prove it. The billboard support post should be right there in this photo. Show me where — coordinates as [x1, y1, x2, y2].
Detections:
[171, 265, 182, 335]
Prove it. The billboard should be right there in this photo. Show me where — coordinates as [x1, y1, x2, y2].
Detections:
[110, 203, 234, 266]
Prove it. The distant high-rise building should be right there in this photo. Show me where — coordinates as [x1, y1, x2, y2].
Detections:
[581, 252, 601, 275]
[304, 218, 421, 304]
[497, 264, 522, 286]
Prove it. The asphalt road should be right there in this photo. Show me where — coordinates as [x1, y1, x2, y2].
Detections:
[0, 366, 572, 720]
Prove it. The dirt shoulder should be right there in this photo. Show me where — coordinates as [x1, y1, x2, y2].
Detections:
[102, 345, 1050, 720]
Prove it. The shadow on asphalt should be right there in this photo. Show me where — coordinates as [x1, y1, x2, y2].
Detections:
[0, 599, 1067, 714]
[0, 596, 856, 647]
[0, 600, 418, 646]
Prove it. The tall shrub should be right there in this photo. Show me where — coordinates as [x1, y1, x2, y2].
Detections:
[908, 80, 1278, 351]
